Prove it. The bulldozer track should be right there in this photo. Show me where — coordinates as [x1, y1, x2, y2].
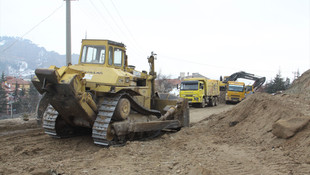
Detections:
[42, 105, 60, 138]
[92, 93, 162, 146]
[92, 95, 120, 146]
[43, 105, 75, 138]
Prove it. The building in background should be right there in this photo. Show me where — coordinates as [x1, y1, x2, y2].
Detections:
[1, 76, 31, 115]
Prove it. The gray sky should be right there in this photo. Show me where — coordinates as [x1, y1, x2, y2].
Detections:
[0, 0, 309, 83]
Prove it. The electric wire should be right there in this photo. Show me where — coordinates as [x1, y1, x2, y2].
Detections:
[98, 1, 126, 39]
[98, 0, 146, 57]
[79, 0, 146, 60]
[76, 2, 113, 38]
[159, 54, 277, 74]
[110, 0, 148, 53]
[88, 0, 122, 41]
[0, 3, 64, 53]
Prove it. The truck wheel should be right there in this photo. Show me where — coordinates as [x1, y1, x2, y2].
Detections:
[214, 97, 217, 106]
[200, 99, 205, 108]
[209, 99, 213, 107]
[212, 98, 216, 106]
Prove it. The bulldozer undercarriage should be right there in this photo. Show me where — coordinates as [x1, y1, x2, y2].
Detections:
[42, 93, 184, 146]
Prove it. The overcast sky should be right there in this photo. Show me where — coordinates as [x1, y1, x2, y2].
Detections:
[0, 0, 309, 83]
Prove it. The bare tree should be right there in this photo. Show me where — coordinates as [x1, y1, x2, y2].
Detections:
[156, 70, 173, 93]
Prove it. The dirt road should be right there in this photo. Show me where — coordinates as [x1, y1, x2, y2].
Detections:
[189, 104, 235, 124]
[0, 104, 307, 175]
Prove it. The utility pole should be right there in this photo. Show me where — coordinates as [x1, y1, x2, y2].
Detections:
[66, 0, 72, 65]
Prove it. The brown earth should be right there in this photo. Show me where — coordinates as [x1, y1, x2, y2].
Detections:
[1, 70, 310, 175]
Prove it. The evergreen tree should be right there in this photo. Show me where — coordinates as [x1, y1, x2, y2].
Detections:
[12, 81, 21, 113]
[0, 84, 7, 113]
[13, 81, 18, 99]
[1, 71, 6, 82]
[20, 87, 25, 97]
[265, 71, 290, 93]
[0, 72, 7, 113]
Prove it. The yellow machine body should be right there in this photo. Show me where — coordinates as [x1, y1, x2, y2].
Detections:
[32, 39, 189, 146]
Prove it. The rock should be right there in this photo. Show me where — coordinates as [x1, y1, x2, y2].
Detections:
[272, 117, 310, 139]
[229, 121, 239, 127]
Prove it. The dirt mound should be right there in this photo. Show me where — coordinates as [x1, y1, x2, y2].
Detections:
[286, 69, 310, 96]
[200, 92, 310, 165]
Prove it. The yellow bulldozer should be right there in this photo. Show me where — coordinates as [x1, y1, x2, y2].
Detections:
[32, 39, 189, 146]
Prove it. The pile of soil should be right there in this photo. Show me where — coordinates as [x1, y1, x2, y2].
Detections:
[197, 69, 310, 170]
[286, 69, 310, 96]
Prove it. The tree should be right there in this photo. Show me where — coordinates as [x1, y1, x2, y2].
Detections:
[20, 87, 26, 97]
[1, 71, 6, 82]
[156, 71, 173, 93]
[13, 81, 18, 100]
[12, 81, 22, 113]
[0, 72, 7, 113]
[26, 83, 40, 113]
[265, 71, 290, 94]
[0, 84, 7, 113]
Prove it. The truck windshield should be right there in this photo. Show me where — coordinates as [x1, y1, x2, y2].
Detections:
[81, 45, 106, 64]
[180, 81, 198, 90]
[228, 85, 244, 92]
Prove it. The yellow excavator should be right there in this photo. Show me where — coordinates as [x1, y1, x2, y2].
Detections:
[32, 39, 189, 146]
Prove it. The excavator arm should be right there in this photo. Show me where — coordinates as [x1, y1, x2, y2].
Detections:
[223, 71, 266, 91]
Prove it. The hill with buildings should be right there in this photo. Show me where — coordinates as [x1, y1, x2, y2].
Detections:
[0, 36, 79, 78]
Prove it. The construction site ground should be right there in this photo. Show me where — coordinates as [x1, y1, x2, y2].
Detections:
[2, 69, 310, 175]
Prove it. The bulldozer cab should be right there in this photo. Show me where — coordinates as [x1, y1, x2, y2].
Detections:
[79, 39, 127, 69]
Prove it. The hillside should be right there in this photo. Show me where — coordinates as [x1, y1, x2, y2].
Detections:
[0, 36, 79, 78]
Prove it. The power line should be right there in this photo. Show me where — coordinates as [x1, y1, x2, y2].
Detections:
[0, 3, 64, 53]
[98, 1, 126, 38]
[89, 0, 122, 41]
[98, 1, 145, 57]
[159, 54, 278, 74]
[110, 0, 148, 54]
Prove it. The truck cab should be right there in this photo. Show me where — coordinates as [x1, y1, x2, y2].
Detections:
[179, 78, 219, 108]
[179, 80, 203, 104]
[225, 81, 245, 103]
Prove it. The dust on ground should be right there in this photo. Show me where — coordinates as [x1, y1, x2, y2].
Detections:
[1, 70, 310, 175]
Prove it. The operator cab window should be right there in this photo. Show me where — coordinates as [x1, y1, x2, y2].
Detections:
[81, 46, 106, 64]
[114, 48, 123, 67]
[108, 46, 113, 65]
